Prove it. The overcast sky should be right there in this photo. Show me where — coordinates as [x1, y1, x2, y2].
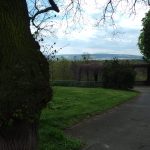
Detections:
[31, 1, 149, 56]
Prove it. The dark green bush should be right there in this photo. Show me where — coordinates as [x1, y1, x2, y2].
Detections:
[102, 59, 136, 89]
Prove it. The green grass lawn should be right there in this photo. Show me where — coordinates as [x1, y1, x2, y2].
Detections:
[39, 86, 138, 150]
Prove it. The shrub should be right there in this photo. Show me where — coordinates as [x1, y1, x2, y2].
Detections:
[102, 59, 136, 89]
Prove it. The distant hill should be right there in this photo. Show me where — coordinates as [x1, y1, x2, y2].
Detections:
[56, 53, 143, 60]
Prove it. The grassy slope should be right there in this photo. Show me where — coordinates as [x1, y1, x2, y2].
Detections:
[39, 86, 138, 150]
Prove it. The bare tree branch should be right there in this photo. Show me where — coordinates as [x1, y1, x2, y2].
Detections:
[48, 0, 59, 12]
[28, 0, 150, 38]
[30, 0, 59, 28]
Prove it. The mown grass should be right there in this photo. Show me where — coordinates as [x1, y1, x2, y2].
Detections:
[39, 86, 138, 150]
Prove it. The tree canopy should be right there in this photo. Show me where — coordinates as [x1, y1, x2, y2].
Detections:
[138, 10, 150, 61]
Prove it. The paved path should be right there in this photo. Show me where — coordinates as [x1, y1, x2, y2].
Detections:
[66, 87, 150, 150]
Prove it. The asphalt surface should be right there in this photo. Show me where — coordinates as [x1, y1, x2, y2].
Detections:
[66, 87, 150, 150]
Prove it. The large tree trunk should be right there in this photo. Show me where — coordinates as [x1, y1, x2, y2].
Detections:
[0, 0, 52, 149]
[0, 121, 38, 150]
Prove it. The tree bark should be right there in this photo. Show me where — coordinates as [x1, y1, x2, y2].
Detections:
[0, 121, 38, 150]
[0, 0, 52, 149]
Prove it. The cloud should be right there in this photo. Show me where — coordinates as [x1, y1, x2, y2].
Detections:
[55, 26, 142, 55]
[30, 1, 149, 56]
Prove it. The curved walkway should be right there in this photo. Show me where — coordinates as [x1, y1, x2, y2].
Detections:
[66, 87, 150, 150]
